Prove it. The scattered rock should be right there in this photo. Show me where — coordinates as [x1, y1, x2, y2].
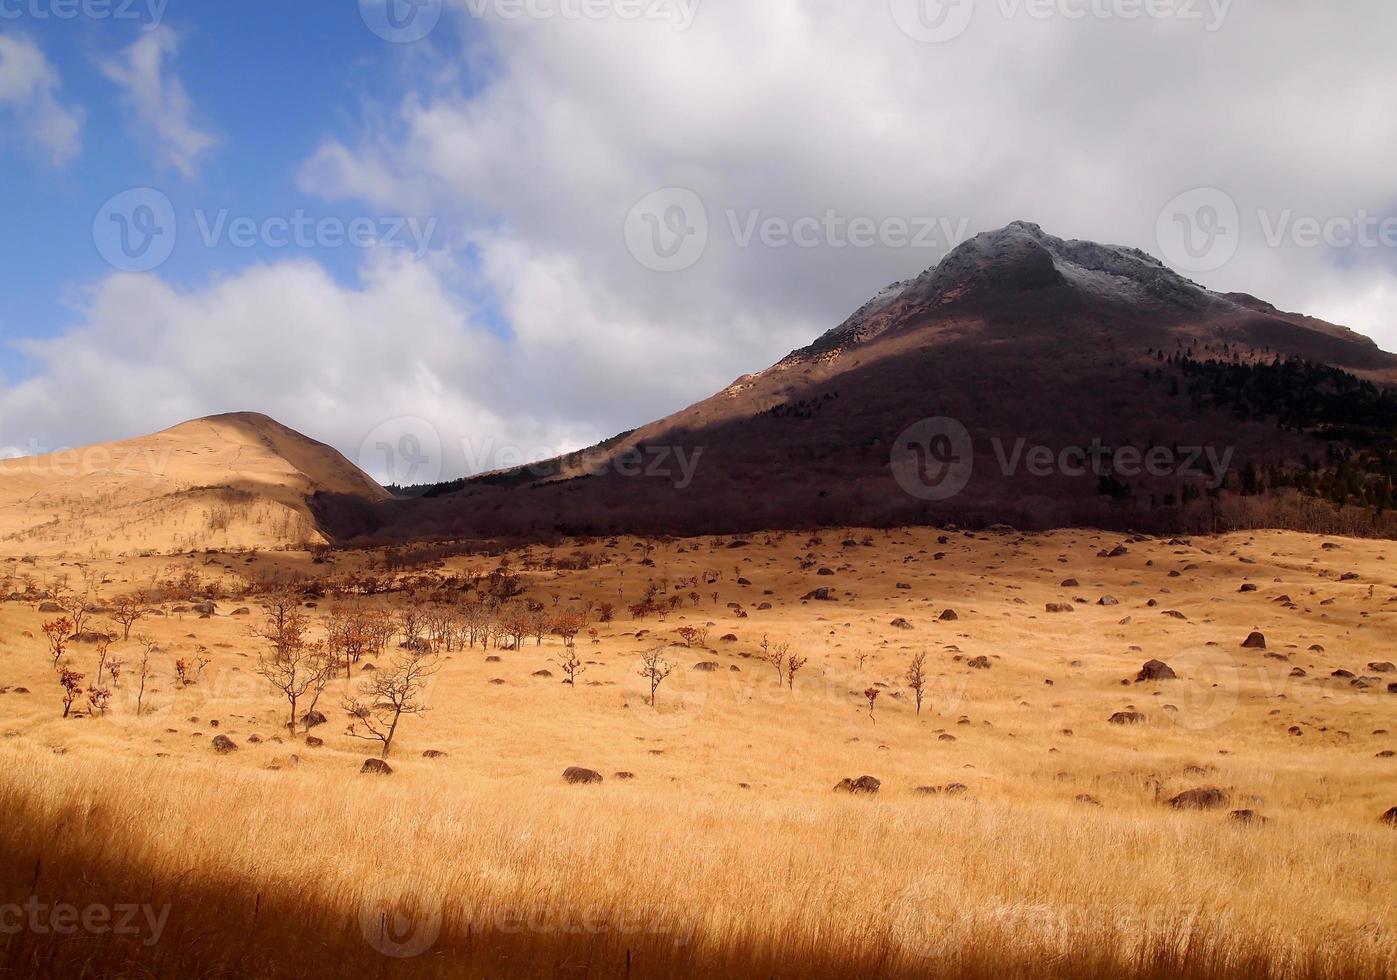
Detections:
[834, 775, 881, 794]
[422, 749, 448, 759]
[1136, 660, 1177, 682]
[1168, 787, 1230, 810]
[938, 609, 959, 621]
[361, 758, 393, 775]
[301, 710, 327, 729]
[890, 618, 914, 630]
[1229, 809, 1266, 825]
[563, 767, 604, 785]
[1241, 631, 1267, 649]
[211, 735, 237, 754]
[1109, 711, 1147, 725]
[967, 656, 991, 670]
[1045, 603, 1074, 614]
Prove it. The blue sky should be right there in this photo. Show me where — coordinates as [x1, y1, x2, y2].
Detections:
[0, 0, 1393, 482]
[0, 1, 478, 379]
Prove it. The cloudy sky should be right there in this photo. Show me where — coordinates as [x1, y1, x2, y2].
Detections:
[0, 0, 1393, 483]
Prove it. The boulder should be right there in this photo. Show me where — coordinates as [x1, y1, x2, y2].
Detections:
[211, 735, 237, 754]
[938, 609, 959, 621]
[1109, 711, 1146, 725]
[834, 775, 881, 795]
[1136, 660, 1177, 682]
[301, 710, 327, 729]
[1241, 631, 1267, 649]
[563, 767, 604, 785]
[890, 618, 913, 630]
[692, 662, 721, 672]
[967, 656, 991, 670]
[1167, 787, 1230, 810]
[360, 758, 393, 775]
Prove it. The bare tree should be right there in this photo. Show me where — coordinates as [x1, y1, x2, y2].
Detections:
[760, 634, 788, 685]
[134, 636, 157, 717]
[254, 603, 328, 733]
[93, 634, 114, 687]
[552, 610, 586, 649]
[342, 647, 441, 758]
[41, 618, 71, 666]
[786, 650, 809, 690]
[637, 646, 675, 707]
[58, 665, 84, 718]
[551, 650, 586, 687]
[905, 652, 928, 716]
[301, 641, 335, 723]
[59, 587, 93, 639]
[110, 595, 145, 641]
[499, 603, 530, 651]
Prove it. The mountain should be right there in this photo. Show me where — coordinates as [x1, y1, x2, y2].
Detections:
[353, 221, 1397, 541]
[0, 412, 387, 556]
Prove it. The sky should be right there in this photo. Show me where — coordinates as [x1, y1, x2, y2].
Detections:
[0, 0, 1394, 485]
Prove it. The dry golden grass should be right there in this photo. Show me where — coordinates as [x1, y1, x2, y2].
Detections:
[0, 526, 1394, 978]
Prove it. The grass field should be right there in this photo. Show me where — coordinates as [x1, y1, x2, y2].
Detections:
[1, 526, 1394, 978]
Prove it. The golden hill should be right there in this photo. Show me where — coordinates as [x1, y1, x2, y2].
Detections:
[0, 412, 386, 557]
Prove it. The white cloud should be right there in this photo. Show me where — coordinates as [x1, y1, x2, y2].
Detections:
[0, 34, 84, 165]
[302, 0, 1397, 355]
[100, 26, 216, 178]
[0, 251, 679, 482]
[7, 0, 1397, 479]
